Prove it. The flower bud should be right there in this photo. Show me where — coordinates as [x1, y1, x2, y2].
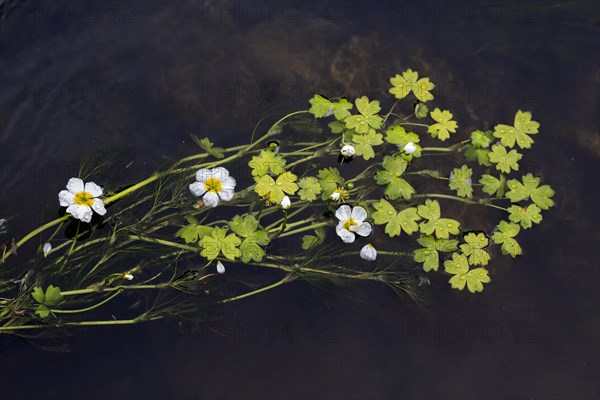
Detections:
[403, 142, 417, 155]
[281, 195, 291, 210]
[360, 244, 377, 261]
[216, 261, 226, 274]
[340, 144, 356, 157]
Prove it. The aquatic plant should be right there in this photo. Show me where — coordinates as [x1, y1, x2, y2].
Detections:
[0, 70, 555, 334]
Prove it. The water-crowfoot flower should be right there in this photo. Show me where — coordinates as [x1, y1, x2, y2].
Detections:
[335, 205, 372, 243]
[281, 195, 291, 210]
[216, 261, 226, 274]
[403, 142, 417, 155]
[360, 243, 377, 261]
[58, 178, 106, 223]
[189, 167, 236, 208]
[340, 144, 356, 158]
[123, 273, 134, 281]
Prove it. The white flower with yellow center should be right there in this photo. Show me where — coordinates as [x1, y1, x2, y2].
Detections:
[58, 178, 106, 223]
[335, 205, 372, 243]
[189, 167, 236, 208]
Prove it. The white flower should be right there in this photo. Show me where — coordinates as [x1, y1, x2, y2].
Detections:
[189, 167, 236, 208]
[58, 178, 106, 223]
[330, 191, 341, 201]
[123, 273, 134, 281]
[216, 261, 225, 274]
[403, 142, 417, 155]
[340, 144, 356, 157]
[42, 243, 52, 258]
[360, 244, 377, 261]
[281, 195, 291, 210]
[335, 205, 372, 243]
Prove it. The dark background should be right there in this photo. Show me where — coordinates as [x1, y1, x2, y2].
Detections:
[1, 1, 599, 399]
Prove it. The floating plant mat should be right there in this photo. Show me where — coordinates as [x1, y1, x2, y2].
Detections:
[0, 70, 555, 334]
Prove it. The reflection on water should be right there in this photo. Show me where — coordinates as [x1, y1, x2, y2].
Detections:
[0, 1, 598, 399]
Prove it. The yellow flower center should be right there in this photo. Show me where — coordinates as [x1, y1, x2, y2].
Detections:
[73, 191, 94, 206]
[204, 177, 222, 193]
[343, 218, 358, 231]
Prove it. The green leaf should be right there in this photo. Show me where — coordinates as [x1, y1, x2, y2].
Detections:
[460, 232, 491, 266]
[32, 287, 45, 304]
[415, 102, 429, 118]
[248, 150, 287, 179]
[414, 235, 458, 272]
[508, 204, 543, 229]
[389, 69, 435, 102]
[199, 227, 241, 261]
[308, 94, 333, 118]
[428, 108, 458, 141]
[493, 110, 539, 149]
[328, 120, 345, 134]
[374, 155, 415, 200]
[191, 136, 225, 159]
[417, 199, 461, 239]
[449, 165, 473, 198]
[317, 167, 343, 200]
[228, 215, 259, 238]
[470, 130, 494, 148]
[444, 253, 491, 293]
[35, 305, 50, 318]
[239, 230, 271, 263]
[491, 221, 522, 257]
[464, 146, 492, 166]
[371, 199, 420, 237]
[309, 95, 354, 120]
[297, 177, 322, 201]
[254, 172, 299, 204]
[385, 125, 420, 147]
[505, 173, 555, 210]
[344, 96, 383, 134]
[352, 129, 383, 160]
[489, 144, 522, 173]
[175, 224, 212, 244]
[301, 228, 326, 250]
[479, 174, 506, 197]
[44, 285, 63, 306]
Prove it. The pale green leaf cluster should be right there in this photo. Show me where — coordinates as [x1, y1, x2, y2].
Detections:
[389, 69, 435, 102]
[308, 95, 353, 120]
[489, 144, 522, 173]
[317, 167, 343, 200]
[297, 177, 322, 201]
[371, 199, 420, 237]
[444, 253, 491, 293]
[374, 156, 415, 200]
[414, 235, 458, 272]
[449, 165, 473, 198]
[479, 174, 506, 197]
[249, 149, 287, 179]
[352, 129, 384, 160]
[254, 171, 299, 204]
[494, 110, 539, 149]
[491, 221, 522, 257]
[460, 232, 491, 266]
[31, 285, 64, 318]
[344, 96, 383, 134]
[464, 130, 494, 166]
[228, 215, 271, 263]
[428, 108, 458, 141]
[417, 199, 460, 239]
[506, 173, 555, 210]
[199, 226, 241, 261]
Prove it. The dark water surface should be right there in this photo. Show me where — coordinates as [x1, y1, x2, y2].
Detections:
[1, 1, 599, 399]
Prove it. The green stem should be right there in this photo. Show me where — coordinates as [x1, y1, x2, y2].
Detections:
[128, 235, 199, 253]
[276, 221, 330, 238]
[2, 215, 69, 261]
[0, 316, 163, 332]
[220, 276, 290, 303]
[420, 193, 508, 211]
[50, 289, 123, 314]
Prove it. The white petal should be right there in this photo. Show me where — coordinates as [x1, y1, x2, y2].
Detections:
[281, 195, 291, 209]
[351, 206, 368, 222]
[195, 168, 212, 182]
[189, 182, 207, 197]
[202, 191, 220, 207]
[66, 204, 93, 223]
[42, 243, 52, 257]
[335, 221, 345, 236]
[66, 177, 84, 194]
[350, 222, 372, 237]
[84, 182, 103, 197]
[219, 187, 235, 201]
[58, 190, 75, 207]
[221, 176, 236, 190]
[91, 199, 107, 216]
[360, 244, 377, 261]
[216, 261, 225, 274]
[335, 205, 352, 221]
[338, 229, 355, 243]
[210, 167, 229, 181]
